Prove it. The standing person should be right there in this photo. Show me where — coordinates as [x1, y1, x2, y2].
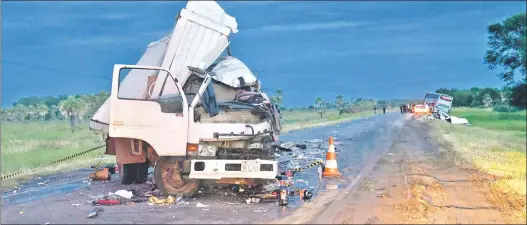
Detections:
[374, 105, 377, 114]
[400, 104, 403, 114]
[382, 106, 386, 114]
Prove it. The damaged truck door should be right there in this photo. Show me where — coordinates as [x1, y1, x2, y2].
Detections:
[109, 64, 189, 157]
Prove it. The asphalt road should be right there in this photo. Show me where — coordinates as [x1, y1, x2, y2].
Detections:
[1, 112, 407, 224]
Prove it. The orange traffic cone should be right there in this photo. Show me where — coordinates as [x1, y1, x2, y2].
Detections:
[322, 136, 341, 177]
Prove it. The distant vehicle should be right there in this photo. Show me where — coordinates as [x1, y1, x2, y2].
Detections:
[423, 92, 454, 115]
[412, 104, 430, 116]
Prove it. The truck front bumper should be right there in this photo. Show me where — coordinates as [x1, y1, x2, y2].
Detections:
[188, 159, 278, 180]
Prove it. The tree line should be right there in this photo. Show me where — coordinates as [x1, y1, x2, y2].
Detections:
[435, 85, 525, 111]
[269, 89, 420, 118]
[1, 92, 110, 123]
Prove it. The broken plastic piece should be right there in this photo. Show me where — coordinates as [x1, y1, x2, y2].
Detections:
[92, 199, 121, 206]
[115, 190, 133, 199]
[295, 144, 307, 149]
[89, 168, 111, 181]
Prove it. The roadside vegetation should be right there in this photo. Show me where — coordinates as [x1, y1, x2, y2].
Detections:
[431, 12, 526, 221]
[431, 107, 526, 221]
[433, 107, 526, 194]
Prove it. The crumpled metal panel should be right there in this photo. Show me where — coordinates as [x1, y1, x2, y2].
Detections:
[150, 1, 238, 98]
[209, 56, 258, 88]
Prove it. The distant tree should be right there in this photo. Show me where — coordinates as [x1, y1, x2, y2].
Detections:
[75, 98, 89, 124]
[315, 97, 324, 118]
[315, 97, 322, 109]
[477, 88, 501, 105]
[49, 105, 60, 120]
[59, 96, 80, 132]
[14, 96, 42, 107]
[270, 90, 284, 108]
[482, 94, 493, 107]
[13, 104, 27, 121]
[336, 95, 344, 114]
[275, 90, 283, 107]
[510, 83, 526, 109]
[500, 86, 513, 104]
[27, 105, 37, 121]
[484, 12, 526, 84]
[37, 104, 49, 120]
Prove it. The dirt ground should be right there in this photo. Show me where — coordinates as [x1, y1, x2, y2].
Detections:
[332, 119, 526, 224]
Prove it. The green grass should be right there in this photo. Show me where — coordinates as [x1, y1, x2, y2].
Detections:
[449, 107, 526, 132]
[1, 121, 114, 187]
[431, 107, 526, 197]
[1, 110, 375, 186]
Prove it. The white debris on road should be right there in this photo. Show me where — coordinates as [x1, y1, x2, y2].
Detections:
[196, 202, 209, 208]
[114, 190, 133, 199]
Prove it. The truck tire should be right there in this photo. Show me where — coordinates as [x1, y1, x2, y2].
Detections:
[120, 162, 149, 185]
[154, 156, 200, 197]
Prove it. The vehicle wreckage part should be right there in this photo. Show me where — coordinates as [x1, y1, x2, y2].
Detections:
[186, 143, 199, 157]
[154, 157, 200, 197]
[198, 143, 218, 157]
[188, 159, 277, 179]
[151, 2, 238, 98]
[215, 178, 255, 185]
[89, 1, 238, 132]
[89, 168, 111, 181]
[213, 130, 273, 138]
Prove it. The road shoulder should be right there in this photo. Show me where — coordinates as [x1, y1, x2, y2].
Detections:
[331, 119, 520, 224]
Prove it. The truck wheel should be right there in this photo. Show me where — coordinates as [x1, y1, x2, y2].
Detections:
[120, 162, 149, 185]
[154, 157, 200, 197]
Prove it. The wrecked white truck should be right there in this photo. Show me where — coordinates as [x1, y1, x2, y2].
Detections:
[89, 1, 281, 197]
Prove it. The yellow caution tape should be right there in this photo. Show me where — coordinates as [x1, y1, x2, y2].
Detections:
[290, 160, 324, 172]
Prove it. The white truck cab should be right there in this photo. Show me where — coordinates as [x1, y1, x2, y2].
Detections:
[89, 1, 281, 197]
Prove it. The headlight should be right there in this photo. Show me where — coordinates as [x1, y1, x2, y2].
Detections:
[198, 144, 217, 157]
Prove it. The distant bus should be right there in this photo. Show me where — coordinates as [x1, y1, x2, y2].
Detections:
[423, 92, 454, 114]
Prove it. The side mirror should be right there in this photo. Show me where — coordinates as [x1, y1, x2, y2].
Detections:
[202, 81, 219, 117]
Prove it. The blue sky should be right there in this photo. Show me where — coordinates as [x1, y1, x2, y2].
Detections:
[2, 1, 525, 108]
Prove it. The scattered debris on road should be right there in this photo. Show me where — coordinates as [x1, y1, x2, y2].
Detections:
[195, 202, 209, 208]
[88, 168, 110, 181]
[86, 207, 103, 219]
[114, 190, 133, 199]
[148, 196, 176, 205]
